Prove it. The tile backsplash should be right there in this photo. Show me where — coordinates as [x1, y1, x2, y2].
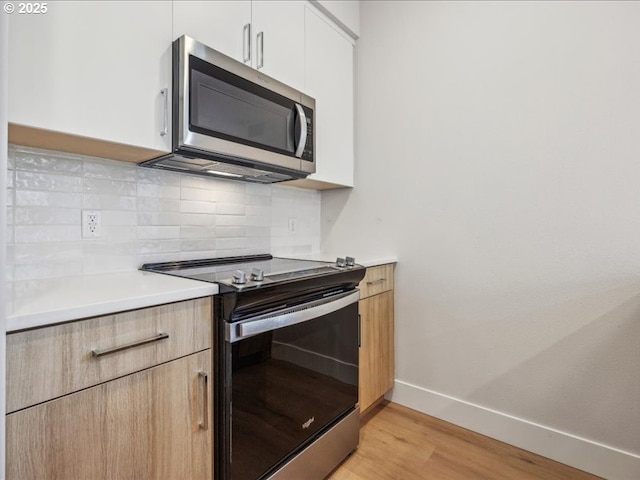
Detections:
[6, 145, 320, 282]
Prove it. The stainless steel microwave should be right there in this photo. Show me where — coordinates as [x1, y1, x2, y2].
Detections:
[142, 35, 315, 183]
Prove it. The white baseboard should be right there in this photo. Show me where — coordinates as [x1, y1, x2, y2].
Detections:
[388, 380, 640, 480]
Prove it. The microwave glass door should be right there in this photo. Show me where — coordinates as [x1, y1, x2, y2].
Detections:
[189, 56, 301, 157]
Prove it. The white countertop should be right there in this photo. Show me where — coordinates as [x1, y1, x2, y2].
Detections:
[283, 253, 398, 268]
[6, 271, 218, 332]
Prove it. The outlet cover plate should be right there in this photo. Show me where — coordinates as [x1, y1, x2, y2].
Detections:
[82, 210, 102, 238]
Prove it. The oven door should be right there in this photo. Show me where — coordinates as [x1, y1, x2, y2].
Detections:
[221, 290, 360, 480]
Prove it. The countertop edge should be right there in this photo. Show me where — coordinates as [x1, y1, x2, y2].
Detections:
[6, 272, 218, 332]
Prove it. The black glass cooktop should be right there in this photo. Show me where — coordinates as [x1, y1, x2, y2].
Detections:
[141, 254, 361, 291]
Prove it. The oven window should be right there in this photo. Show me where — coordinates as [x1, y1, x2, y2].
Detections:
[230, 302, 359, 480]
[189, 56, 296, 156]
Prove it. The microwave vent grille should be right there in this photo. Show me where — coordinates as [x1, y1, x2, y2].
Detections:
[140, 154, 295, 183]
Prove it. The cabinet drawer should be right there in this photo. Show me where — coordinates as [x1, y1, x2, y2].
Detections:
[359, 264, 394, 299]
[7, 297, 212, 413]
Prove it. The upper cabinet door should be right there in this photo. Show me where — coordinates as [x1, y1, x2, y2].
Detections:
[173, 1, 252, 62]
[302, 6, 354, 188]
[251, 1, 306, 91]
[8, 1, 172, 152]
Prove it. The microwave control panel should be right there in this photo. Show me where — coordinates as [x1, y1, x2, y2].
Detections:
[301, 107, 314, 163]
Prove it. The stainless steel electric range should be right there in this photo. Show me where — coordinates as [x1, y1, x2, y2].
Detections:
[141, 254, 365, 480]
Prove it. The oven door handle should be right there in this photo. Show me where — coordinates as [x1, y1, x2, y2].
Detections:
[226, 290, 360, 343]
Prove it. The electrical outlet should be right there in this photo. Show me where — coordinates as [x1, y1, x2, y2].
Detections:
[82, 210, 102, 238]
[288, 218, 297, 235]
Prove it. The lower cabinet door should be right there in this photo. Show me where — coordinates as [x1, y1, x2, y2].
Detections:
[6, 350, 212, 480]
[359, 291, 395, 413]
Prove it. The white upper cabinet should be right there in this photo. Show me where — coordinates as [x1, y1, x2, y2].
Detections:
[173, 1, 305, 91]
[8, 1, 172, 153]
[250, 1, 305, 91]
[300, 5, 354, 188]
[172, 1, 251, 62]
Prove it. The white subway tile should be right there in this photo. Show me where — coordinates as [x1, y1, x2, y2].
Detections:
[137, 240, 181, 255]
[14, 262, 83, 281]
[84, 241, 139, 256]
[15, 190, 83, 208]
[215, 191, 245, 205]
[137, 183, 181, 198]
[181, 175, 245, 193]
[7, 150, 15, 169]
[83, 255, 137, 274]
[101, 210, 137, 226]
[245, 226, 270, 238]
[138, 251, 187, 265]
[14, 207, 79, 225]
[138, 196, 181, 213]
[247, 215, 271, 227]
[216, 226, 246, 238]
[180, 213, 217, 226]
[215, 215, 246, 226]
[137, 168, 182, 186]
[15, 225, 81, 243]
[246, 205, 269, 217]
[6, 225, 14, 245]
[16, 171, 83, 192]
[178, 249, 219, 261]
[137, 212, 181, 226]
[180, 225, 217, 239]
[246, 183, 271, 196]
[217, 203, 246, 215]
[180, 239, 217, 252]
[216, 237, 246, 250]
[84, 158, 137, 181]
[246, 194, 271, 206]
[245, 237, 270, 250]
[83, 194, 136, 211]
[100, 226, 138, 242]
[180, 186, 218, 202]
[180, 200, 217, 214]
[12, 149, 83, 174]
[84, 177, 137, 196]
[13, 243, 83, 264]
[137, 226, 181, 240]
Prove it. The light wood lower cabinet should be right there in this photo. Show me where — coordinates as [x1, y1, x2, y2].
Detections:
[6, 297, 213, 480]
[358, 264, 395, 414]
[7, 350, 212, 480]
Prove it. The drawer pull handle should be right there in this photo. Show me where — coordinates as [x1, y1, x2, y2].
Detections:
[366, 278, 386, 286]
[198, 371, 209, 430]
[91, 332, 169, 357]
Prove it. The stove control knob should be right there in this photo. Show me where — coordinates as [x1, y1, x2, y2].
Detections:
[346, 256, 355, 268]
[232, 270, 247, 285]
[250, 268, 264, 282]
[336, 257, 346, 268]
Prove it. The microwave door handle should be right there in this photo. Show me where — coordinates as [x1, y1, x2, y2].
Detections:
[294, 103, 307, 158]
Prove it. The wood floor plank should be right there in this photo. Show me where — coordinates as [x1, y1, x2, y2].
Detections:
[328, 402, 602, 480]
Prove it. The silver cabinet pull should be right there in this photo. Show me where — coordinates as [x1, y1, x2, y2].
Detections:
[160, 88, 168, 136]
[198, 371, 209, 430]
[91, 332, 169, 357]
[366, 278, 386, 286]
[243, 23, 251, 63]
[257, 31, 264, 69]
[294, 103, 307, 158]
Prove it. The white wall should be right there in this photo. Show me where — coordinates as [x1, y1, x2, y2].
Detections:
[322, 1, 640, 478]
[1, 8, 8, 480]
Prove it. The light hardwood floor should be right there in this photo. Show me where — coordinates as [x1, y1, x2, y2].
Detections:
[329, 402, 602, 480]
